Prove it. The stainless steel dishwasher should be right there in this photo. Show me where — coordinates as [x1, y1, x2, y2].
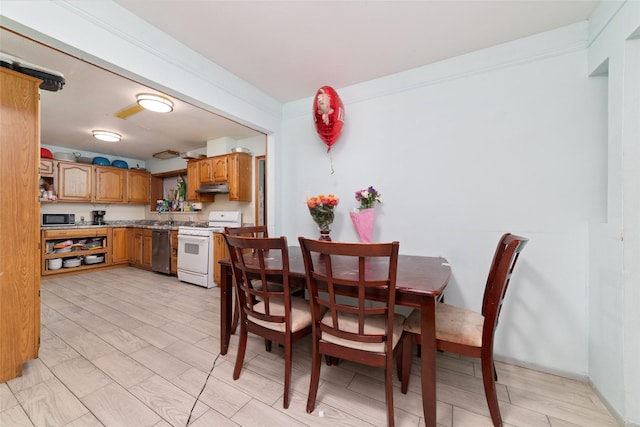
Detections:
[152, 230, 171, 274]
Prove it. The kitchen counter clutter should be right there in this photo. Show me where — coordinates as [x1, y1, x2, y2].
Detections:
[40, 219, 208, 231]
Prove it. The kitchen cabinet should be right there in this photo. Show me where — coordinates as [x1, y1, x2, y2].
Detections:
[0, 68, 41, 382]
[198, 157, 215, 183]
[171, 229, 178, 274]
[132, 228, 153, 270]
[94, 166, 126, 203]
[41, 228, 109, 276]
[39, 158, 55, 176]
[127, 169, 150, 204]
[111, 227, 129, 264]
[227, 152, 252, 201]
[187, 160, 214, 203]
[57, 161, 92, 201]
[212, 156, 228, 182]
[213, 232, 229, 284]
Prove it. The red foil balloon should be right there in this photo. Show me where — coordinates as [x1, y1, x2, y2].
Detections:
[313, 86, 344, 152]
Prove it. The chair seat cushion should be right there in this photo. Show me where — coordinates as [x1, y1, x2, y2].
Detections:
[404, 303, 484, 348]
[248, 297, 312, 332]
[320, 312, 406, 353]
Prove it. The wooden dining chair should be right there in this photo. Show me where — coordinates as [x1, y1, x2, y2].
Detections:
[223, 234, 312, 409]
[225, 225, 269, 335]
[400, 233, 528, 427]
[298, 237, 404, 427]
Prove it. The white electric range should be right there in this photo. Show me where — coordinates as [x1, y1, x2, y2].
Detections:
[177, 211, 241, 288]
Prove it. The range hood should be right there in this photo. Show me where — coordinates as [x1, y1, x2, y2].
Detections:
[195, 183, 230, 194]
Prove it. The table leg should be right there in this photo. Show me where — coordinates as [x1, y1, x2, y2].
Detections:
[420, 296, 437, 427]
[220, 263, 232, 355]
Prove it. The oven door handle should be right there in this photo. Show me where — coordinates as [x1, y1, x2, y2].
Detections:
[178, 235, 210, 244]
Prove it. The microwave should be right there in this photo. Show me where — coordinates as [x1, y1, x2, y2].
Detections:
[42, 213, 75, 227]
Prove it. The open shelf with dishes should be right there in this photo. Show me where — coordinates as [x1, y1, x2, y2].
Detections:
[41, 228, 110, 276]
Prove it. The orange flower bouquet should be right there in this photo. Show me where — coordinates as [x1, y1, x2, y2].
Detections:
[306, 194, 339, 240]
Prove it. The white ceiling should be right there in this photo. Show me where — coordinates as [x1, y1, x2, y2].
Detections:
[1, 1, 598, 161]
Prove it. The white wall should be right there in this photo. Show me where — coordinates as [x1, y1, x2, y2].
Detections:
[280, 23, 607, 377]
[587, 1, 640, 425]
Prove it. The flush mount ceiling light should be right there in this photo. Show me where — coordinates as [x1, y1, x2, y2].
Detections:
[92, 130, 121, 142]
[136, 93, 174, 113]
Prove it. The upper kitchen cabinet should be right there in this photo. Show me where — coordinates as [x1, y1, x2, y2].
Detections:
[198, 157, 215, 183]
[187, 160, 214, 203]
[228, 152, 251, 201]
[0, 68, 41, 382]
[127, 169, 151, 204]
[94, 166, 126, 203]
[57, 161, 92, 201]
[213, 156, 228, 183]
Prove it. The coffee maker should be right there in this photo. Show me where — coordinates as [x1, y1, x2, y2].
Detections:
[92, 210, 106, 225]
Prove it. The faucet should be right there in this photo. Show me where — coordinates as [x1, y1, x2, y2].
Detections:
[168, 214, 174, 225]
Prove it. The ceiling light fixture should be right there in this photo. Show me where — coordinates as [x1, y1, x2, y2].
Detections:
[152, 150, 180, 159]
[136, 93, 174, 113]
[92, 130, 121, 142]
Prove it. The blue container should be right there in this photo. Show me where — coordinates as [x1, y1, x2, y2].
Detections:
[92, 157, 110, 166]
[112, 160, 129, 169]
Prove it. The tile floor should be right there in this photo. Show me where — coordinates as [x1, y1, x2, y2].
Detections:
[0, 267, 619, 427]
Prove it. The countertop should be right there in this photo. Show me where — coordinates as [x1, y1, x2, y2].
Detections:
[40, 220, 208, 231]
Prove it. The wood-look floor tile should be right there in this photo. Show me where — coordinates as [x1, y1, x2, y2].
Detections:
[231, 398, 307, 427]
[129, 346, 191, 380]
[46, 319, 118, 361]
[81, 382, 161, 427]
[99, 328, 151, 354]
[50, 357, 113, 398]
[171, 367, 252, 418]
[451, 406, 504, 427]
[14, 377, 88, 427]
[161, 321, 211, 344]
[508, 386, 618, 427]
[38, 326, 82, 368]
[211, 358, 284, 407]
[0, 383, 19, 411]
[129, 374, 209, 427]
[162, 339, 218, 373]
[93, 351, 155, 388]
[0, 404, 33, 427]
[130, 324, 179, 349]
[6, 359, 55, 394]
[56, 307, 120, 336]
[63, 412, 105, 427]
[188, 408, 241, 427]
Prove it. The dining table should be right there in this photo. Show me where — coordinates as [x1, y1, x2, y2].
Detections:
[218, 246, 451, 427]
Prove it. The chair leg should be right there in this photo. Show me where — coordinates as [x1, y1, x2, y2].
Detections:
[265, 339, 272, 352]
[283, 335, 292, 409]
[231, 292, 240, 334]
[400, 334, 413, 394]
[385, 358, 395, 427]
[233, 322, 248, 380]
[306, 341, 322, 413]
[481, 354, 503, 427]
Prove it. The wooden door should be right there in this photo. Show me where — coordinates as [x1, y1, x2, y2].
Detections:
[94, 166, 125, 203]
[0, 68, 41, 382]
[57, 162, 92, 201]
[127, 170, 150, 204]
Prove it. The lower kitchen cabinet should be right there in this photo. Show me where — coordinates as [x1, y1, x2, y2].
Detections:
[132, 228, 153, 270]
[213, 233, 229, 284]
[171, 230, 178, 275]
[41, 228, 110, 276]
[111, 227, 129, 264]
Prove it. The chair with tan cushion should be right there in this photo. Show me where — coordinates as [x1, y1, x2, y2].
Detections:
[223, 234, 312, 409]
[400, 233, 528, 427]
[299, 237, 403, 427]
